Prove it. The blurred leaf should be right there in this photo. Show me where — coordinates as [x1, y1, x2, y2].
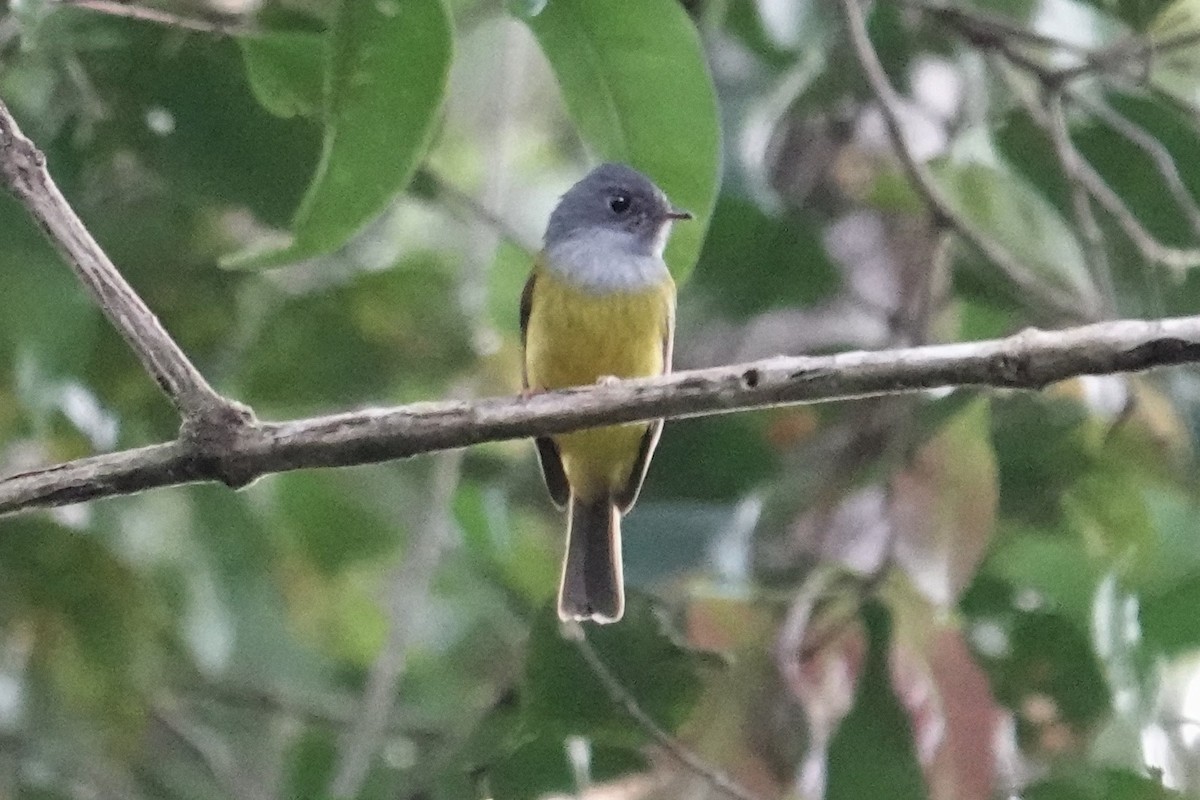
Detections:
[487, 241, 534, 338]
[691, 195, 839, 319]
[224, 0, 452, 269]
[624, 500, 739, 586]
[825, 600, 925, 800]
[189, 486, 330, 685]
[892, 397, 998, 607]
[984, 525, 1101, 628]
[274, 470, 399, 574]
[649, 413, 778, 502]
[917, 626, 1003, 800]
[87, 32, 322, 227]
[1141, 568, 1200, 654]
[490, 737, 646, 800]
[933, 144, 1096, 308]
[526, 0, 721, 280]
[236, 257, 473, 409]
[0, 516, 159, 734]
[1132, 489, 1200, 595]
[990, 394, 1092, 526]
[283, 728, 337, 799]
[1150, 0, 1200, 111]
[490, 737, 574, 800]
[456, 483, 558, 610]
[506, 0, 549, 18]
[1026, 767, 1183, 799]
[239, 31, 326, 120]
[522, 597, 707, 745]
[0, 197, 100, 383]
[991, 609, 1109, 746]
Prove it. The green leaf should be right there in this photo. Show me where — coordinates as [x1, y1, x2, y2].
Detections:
[1150, 0, 1200, 111]
[239, 31, 326, 120]
[525, 0, 721, 281]
[506, 0, 548, 18]
[933, 136, 1097, 308]
[691, 196, 839, 319]
[489, 738, 646, 800]
[522, 597, 707, 744]
[275, 470, 399, 574]
[236, 257, 473, 410]
[0, 516, 157, 730]
[0, 196, 100, 381]
[825, 600, 925, 800]
[892, 397, 997, 606]
[1026, 767, 1183, 800]
[649, 413, 778, 501]
[224, 0, 452, 269]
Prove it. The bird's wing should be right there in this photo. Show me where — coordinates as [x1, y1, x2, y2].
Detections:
[521, 270, 570, 508]
[614, 287, 674, 513]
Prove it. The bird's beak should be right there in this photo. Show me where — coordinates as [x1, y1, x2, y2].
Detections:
[665, 208, 693, 221]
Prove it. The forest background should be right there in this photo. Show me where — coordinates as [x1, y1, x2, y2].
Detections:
[5, 0, 1200, 798]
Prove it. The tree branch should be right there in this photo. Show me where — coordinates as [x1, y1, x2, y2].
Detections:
[328, 449, 463, 798]
[0, 98, 250, 438]
[4, 315, 1200, 516]
[571, 626, 764, 800]
[929, 9, 1200, 279]
[1044, 89, 1116, 314]
[836, 0, 1097, 323]
[1068, 91, 1200, 241]
[52, 0, 258, 36]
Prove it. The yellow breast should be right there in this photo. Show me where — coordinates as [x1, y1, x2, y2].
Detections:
[524, 264, 675, 499]
[524, 266, 673, 390]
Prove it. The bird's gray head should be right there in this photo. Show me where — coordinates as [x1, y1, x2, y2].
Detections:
[544, 163, 691, 257]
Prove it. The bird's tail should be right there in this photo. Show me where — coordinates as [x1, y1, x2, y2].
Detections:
[558, 494, 623, 624]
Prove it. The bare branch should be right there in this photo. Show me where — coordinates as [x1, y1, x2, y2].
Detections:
[1051, 29, 1200, 85]
[907, 1, 1092, 54]
[1069, 133, 1200, 277]
[571, 626, 764, 800]
[837, 0, 1094, 322]
[152, 698, 268, 800]
[52, 0, 258, 36]
[5, 314, 1200, 516]
[0, 99, 249, 435]
[328, 449, 463, 798]
[1069, 91, 1200, 240]
[973, 27, 1200, 279]
[1044, 90, 1117, 313]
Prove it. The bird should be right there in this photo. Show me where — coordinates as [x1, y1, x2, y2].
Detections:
[521, 162, 691, 623]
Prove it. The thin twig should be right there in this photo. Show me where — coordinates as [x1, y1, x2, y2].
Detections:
[1073, 140, 1200, 276]
[5, 314, 1200, 516]
[1051, 29, 1200, 85]
[152, 699, 268, 800]
[189, 680, 445, 738]
[0, 98, 249, 435]
[328, 448, 464, 798]
[53, 0, 259, 36]
[906, 0, 1093, 54]
[571, 627, 765, 800]
[1044, 90, 1117, 314]
[985, 32, 1200, 278]
[837, 0, 1093, 322]
[420, 168, 537, 256]
[1068, 90, 1200, 239]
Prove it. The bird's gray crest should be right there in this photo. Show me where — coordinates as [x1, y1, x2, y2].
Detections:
[545, 163, 674, 251]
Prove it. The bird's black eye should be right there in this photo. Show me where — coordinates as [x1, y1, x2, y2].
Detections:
[609, 194, 631, 214]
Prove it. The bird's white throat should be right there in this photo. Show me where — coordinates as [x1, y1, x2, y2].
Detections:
[544, 227, 671, 294]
